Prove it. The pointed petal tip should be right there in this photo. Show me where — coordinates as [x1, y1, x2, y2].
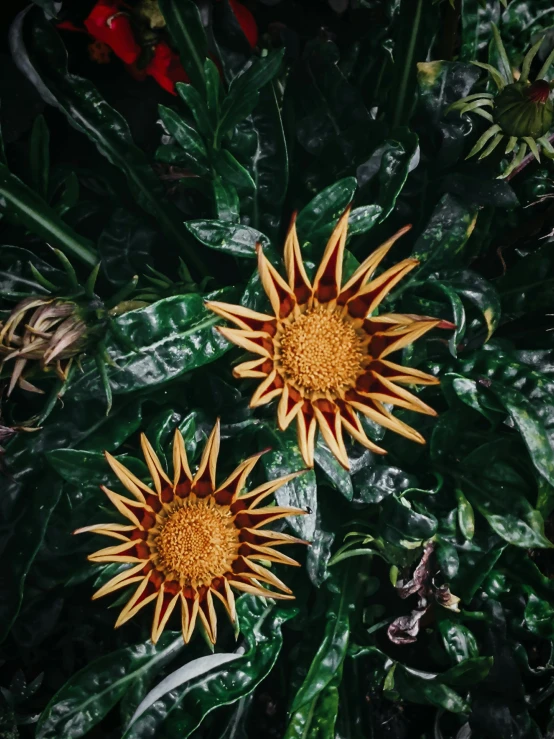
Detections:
[438, 319, 457, 330]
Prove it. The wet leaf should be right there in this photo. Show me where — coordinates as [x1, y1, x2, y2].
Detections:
[122, 597, 296, 739]
[36, 632, 184, 739]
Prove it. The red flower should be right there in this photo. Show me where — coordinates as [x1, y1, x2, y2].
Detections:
[229, 0, 258, 49]
[145, 41, 189, 95]
[83, 0, 141, 65]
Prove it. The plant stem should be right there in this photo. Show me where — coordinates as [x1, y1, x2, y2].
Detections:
[392, 0, 423, 129]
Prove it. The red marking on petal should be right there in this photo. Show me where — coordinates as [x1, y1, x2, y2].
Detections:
[150, 569, 164, 590]
[165, 580, 181, 596]
[175, 480, 192, 499]
[161, 486, 173, 504]
[135, 542, 150, 559]
[315, 241, 340, 303]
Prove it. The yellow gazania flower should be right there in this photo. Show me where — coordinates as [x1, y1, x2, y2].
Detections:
[207, 209, 453, 470]
[75, 421, 306, 645]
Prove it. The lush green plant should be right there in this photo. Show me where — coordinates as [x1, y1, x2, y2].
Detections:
[1, 1, 554, 737]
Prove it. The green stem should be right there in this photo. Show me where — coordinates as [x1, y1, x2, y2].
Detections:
[392, 0, 423, 128]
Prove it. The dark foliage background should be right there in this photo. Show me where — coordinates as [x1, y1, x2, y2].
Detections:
[2, 0, 554, 737]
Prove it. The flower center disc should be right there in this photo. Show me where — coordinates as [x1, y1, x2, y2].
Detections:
[279, 306, 364, 396]
[154, 501, 239, 585]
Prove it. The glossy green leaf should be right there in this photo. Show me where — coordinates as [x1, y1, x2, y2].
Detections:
[437, 541, 459, 579]
[158, 0, 207, 93]
[438, 620, 479, 665]
[227, 85, 288, 243]
[347, 205, 383, 238]
[176, 82, 213, 136]
[489, 382, 554, 488]
[67, 294, 230, 400]
[460, 0, 500, 61]
[456, 487, 475, 540]
[213, 175, 240, 222]
[463, 476, 552, 549]
[186, 220, 270, 257]
[497, 243, 554, 318]
[29, 113, 49, 198]
[411, 194, 478, 275]
[0, 478, 62, 645]
[524, 590, 554, 639]
[98, 208, 156, 286]
[296, 177, 357, 246]
[217, 51, 285, 143]
[284, 663, 343, 739]
[36, 632, 184, 739]
[213, 150, 256, 193]
[440, 656, 493, 687]
[158, 105, 209, 176]
[314, 439, 353, 501]
[393, 667, 470, 713]
[291, 569, 356, 712]
[262, 429, 316, 541]
[123, 596, 296, 739]
[379, 495, 438, 545]
[353, 464, 416, 505]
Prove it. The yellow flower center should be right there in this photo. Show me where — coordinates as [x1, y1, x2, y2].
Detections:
[278, 306, 364, 396]
[153, 500, 239, 585]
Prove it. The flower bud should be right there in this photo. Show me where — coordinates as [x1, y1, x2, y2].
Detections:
[494, 80, 554, 139]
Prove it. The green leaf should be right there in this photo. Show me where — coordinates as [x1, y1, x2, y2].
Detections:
[440, 657, 493, 687]
[379, 495, 438, 546]
[0, 478, 62, 645]
[460, 0, 501, 61]
[213, 150, 256, 193]
[347, 205, 383, 238]
[123, 597, 296, 739]
[393, 667, 470, 713]
[411, 194, 478, 275]
[437, 269, 501, 342]
[284, 664, 343, 739]
[186, 220, 270, 257]
[0, 162, 96, 268]
[291, 569, 356, 712]
[365, 129, 419, 221]
[296, 177, 357, 246]
[98, 208, 156, 287]
[227, 85, 288, 243]
[213, 175, 240, 222]
[489, 382, 554, 489]
[437, 541, 459, 579]
[524, 590, 554, 639]
[455, 488, 475, 540]
[176, 82, 213, 136]
[0, 245, 64, 301]
[46, 449, 148, 495]
[497, 243, 554, 318]
[262, 430, 316, 541]
[18, 11, 207, 276]
[217, 51, 285, 143]
[438, 620, 479, 665]
[36, 632, 184, 739]
[29, 113, 49, 198]
[158, 0, 207, 93]
[67, 294, 230, 400]
[314, 440, 353, 501]
[463, 476, 552, 549]
[158, 105, 209, 176]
